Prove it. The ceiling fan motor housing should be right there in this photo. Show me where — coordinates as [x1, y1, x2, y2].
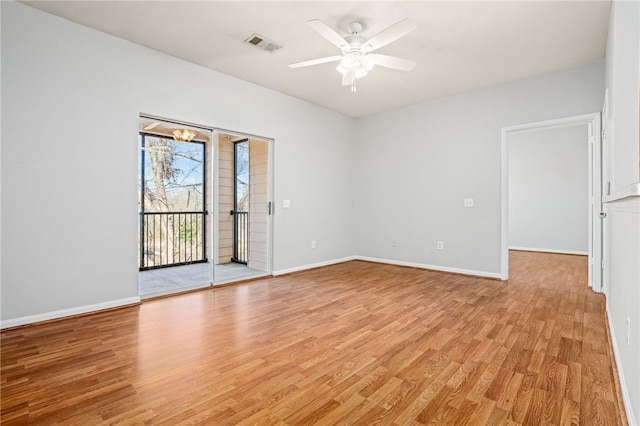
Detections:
[343, 34, 368, 54]
[348, 21, 362, 34]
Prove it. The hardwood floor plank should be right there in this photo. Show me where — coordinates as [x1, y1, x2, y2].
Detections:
[1, 252, 627, 424]
[509, 370, 537, 423]
[392, 379, 451, 425]
[497, 371, 524, 412]
[415, 383, 455, 424]
[463, 396, 497, 425]
[561, 397, 581, 426]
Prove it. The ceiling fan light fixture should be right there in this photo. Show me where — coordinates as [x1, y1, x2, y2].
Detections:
[340, 54, 355, 68]
[354, 64, 368, 79]
[338, 53, 372, 79]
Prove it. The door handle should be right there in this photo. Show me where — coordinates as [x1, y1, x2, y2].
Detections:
[599, 212, 607, 219]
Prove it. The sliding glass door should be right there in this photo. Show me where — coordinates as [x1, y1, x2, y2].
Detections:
[232, 139, 249, 264]
[139, 133, 207, 270]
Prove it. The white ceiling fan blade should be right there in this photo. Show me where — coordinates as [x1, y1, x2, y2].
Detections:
[371, 54, 416, 71]
[342, 68, 355, 86]
[289, 55, 342, 69]
[307, 19, 350, 50]
[364, 18, 417, 52]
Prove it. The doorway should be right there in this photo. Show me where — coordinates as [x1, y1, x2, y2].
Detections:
[138, 117, 213, 297]
[214, 131, 272, 284]
[139, 133, 207, 270]
[232, 139, 249, 264]
[501, 113, 602, 291]
[137, 118, 273, 295]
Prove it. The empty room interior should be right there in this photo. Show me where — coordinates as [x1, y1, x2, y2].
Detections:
[1, 1, 639, 425]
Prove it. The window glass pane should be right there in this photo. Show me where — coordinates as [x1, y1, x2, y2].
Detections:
[235, 141, 249, 211]
[143, 136, 204, 212]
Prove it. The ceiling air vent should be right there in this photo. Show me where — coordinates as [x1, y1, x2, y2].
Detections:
[244, 34, 281, 52]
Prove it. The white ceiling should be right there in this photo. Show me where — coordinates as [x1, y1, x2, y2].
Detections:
[22, 1, 611, 117]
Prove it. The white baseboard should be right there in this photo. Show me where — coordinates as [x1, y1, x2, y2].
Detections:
[606, 301, 637, 426]
[509, 246, 588, 256]
[272, 256, 357, 276]
[0, 297, 141, 329]
[273, 256, 501, 279]
[355, 256, 502, 279]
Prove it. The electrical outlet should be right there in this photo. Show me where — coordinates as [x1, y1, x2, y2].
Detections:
[311, 240, 316, 249]
[437, 241, 444, 250]
[283, 199, 291, 208]
[464, 198, 474, 208]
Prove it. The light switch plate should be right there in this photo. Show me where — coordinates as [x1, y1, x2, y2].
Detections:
[464, 198, 474, 208]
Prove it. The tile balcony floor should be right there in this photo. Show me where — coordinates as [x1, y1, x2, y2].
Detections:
[139, 262, 266, 297]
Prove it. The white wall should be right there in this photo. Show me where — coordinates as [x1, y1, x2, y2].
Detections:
[0, 2, 355, 325]
[604, 0, 640, 192]
[354, 62, 604, 277]
[508, 125, 589, 254]
[603, 1, 640, 424]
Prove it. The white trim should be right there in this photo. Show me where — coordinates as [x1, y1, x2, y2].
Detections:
[603, 182, 640, 203]
[501, 126, 509, 280]
[501, 113, 602, 289]
[212, 273, 271, 286]
[267, 138, 275, 278]
[273, 255, 502, 279]
[606, 301, 637, 426]
[0, 297, 141, 329]
[141, 283, 212, 300]
[272, 256, 357, 276]
[210, 130, 219, 285]
[508, 246, 588, 256]
[502, 113, 600, 134]
[355, 256, 502, 279]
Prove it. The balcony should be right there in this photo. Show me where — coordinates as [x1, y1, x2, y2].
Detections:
[139, 211, 206, 270]
[138, 210, 261, 296]
[139, 262, 264, 296]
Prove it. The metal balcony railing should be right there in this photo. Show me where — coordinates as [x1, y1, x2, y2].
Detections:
[232, 211, 248, 264]
[139, 211, 207, 270]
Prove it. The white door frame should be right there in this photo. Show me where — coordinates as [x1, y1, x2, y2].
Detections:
[600, 90, 610, 296]
[501, 113, 602, 291]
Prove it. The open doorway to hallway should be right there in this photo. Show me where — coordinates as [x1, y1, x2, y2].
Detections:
[501, 113, 602, 291]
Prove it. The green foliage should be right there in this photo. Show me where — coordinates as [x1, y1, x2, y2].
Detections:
[179, 217, 201, 243]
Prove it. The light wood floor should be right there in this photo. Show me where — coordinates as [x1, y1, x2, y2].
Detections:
[1, 251, 626, 425]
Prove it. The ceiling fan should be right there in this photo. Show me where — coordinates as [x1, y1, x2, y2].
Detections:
[289, 18, 417, 92]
